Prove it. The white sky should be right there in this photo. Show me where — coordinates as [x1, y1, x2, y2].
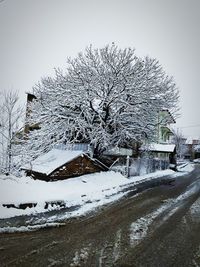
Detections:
[0, 0, 199, 138]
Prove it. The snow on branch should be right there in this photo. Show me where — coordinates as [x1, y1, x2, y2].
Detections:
[21, 44, 179, 161]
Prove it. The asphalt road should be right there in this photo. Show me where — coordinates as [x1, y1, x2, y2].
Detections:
[1, 165, 200, 267]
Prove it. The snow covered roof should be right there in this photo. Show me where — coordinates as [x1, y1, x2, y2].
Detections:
[23, 149, 86, 175]
[103, 147, 133, 156]
[185, 137, 200, 145]
[185, 137, 193, 145]
[142, 143, 176, 153]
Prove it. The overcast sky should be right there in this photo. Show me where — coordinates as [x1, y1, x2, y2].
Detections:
[0, 0, 199, 138]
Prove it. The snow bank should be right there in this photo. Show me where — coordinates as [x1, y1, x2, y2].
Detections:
[0, 163, 194, 222]
[0, 171, 127, 219]
[177, 162, 195, 173]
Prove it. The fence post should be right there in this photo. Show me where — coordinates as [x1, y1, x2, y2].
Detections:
[126, 156, 130, 178]
[137, 158, 141, 176]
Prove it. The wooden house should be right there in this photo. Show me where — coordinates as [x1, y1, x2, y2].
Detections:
[22, 149, 108, 181]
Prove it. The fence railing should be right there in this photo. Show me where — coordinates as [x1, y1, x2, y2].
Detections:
[111, 157, 170, 177]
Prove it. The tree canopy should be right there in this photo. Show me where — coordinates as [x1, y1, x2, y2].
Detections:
[25, 44, 179, 158]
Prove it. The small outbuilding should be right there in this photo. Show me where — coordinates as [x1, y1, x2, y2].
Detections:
[141, 143, 177, 170]
[22, 149, 108, 181]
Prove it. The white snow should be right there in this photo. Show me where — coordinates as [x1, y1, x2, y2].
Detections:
[193, 158, 200, 163]
[185, 137, 199, 145]
[0, 163, 195, 232]
[103, 147, 133, 156]
[147, 143, 176, 153]
[0, 222, 66, 233]
[0, 171, 128, 219]
[70, 246, 90, 267]
[22, 149, 85, 175]
[176, 162, 195, 173]
[189, 197, 200, 220]
[130, 199, 175, 247]
[128, 169, 174, 183]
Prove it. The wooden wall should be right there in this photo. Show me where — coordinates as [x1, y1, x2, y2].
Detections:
[50, 155, 104, 181]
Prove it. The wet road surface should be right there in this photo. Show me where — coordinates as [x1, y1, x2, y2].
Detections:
[1, 165, 200, 267]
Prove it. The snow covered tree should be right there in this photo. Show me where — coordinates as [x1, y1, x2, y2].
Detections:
[171, 128, 187, 159]
[24, 44, 179, 159]
[0, 90, 24, 173]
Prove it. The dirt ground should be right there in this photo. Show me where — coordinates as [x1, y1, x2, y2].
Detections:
[1, 166, 200, 267]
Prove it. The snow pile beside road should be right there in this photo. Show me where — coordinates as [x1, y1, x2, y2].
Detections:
[0, 171, 127, 204]
[177, 163, 194, 173]
[193, 158, 200, 164]
[0, 171, 127, 219]
[128, 169, 174, 183]
[0, 163, 195, 221]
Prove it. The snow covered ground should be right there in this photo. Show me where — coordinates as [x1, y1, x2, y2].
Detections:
[0, 163, 195, 232]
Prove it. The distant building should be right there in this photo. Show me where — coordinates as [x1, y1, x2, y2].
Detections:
[183, 138, 200, 160]
[157, 109, 176, 144]
[140, 109, 177, 170]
